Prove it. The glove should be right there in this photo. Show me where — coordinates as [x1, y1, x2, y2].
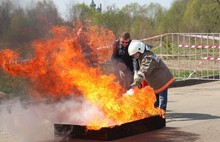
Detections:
[130, 81, 142, 88]
[130, 75, 143, 88]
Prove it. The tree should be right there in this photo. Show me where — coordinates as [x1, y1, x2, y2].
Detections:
[200, 0, 220, 32]
[0, 0, 14, 41]
[159, 0, 189, 33]
[69, 3, 93, 22]
[182, 0, 205, 32]
[9, 8, 31, 42]
[27, 0, 62, 39]
[118, 3, 164, 38]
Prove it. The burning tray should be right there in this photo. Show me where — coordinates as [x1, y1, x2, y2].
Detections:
[54, 115, 165, 141]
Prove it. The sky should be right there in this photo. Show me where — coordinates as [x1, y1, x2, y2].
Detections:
[18, 0, 175, 19]
[52, 0, 175, 19]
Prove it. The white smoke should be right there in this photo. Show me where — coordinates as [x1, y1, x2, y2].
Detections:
[0, 96, 105, 142]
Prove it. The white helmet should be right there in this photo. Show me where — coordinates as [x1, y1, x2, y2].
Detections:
[128, 40, 146, 56]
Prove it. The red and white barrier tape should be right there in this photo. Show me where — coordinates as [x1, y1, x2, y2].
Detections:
[181, 34, 220, 41]
[201, 57, 220, 61]
[6, 58, 33, 64]
[96, 33, 169, 50]
[179, 45, 220, 49]
[96, 45, 112, 50]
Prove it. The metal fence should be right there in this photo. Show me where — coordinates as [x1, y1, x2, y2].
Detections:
[141, 33, 220, 81]
[2, 33, 220, 81]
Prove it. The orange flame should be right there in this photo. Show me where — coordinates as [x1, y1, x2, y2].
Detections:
[0, 22, 163, 130]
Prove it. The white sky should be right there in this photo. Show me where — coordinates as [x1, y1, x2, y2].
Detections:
[52, 0, 175, 19]
[17, 0, 174, 19]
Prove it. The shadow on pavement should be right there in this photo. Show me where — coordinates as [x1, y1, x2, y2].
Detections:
[60, 113, 220, 142]
[167, 112, 220, 121]
[169, 78, 219, 88]
[59, 127, 199, 142]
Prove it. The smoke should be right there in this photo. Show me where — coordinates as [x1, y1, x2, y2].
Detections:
[0, 96, 105, 142]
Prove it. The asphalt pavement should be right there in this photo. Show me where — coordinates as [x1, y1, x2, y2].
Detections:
[75, 80, 220, 142]
[128, 80, 220, 142]
[1, 80, 220, 142]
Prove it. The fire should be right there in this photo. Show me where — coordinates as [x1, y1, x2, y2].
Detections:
[0, 21, 163, 130]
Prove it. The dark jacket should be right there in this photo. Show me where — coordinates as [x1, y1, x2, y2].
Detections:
[111, 39, 134, 72]
[138, 50, 175, 94]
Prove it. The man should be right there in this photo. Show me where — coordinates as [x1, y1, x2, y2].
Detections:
[128, 40, 175, 111]
[111, 32, 138, 90]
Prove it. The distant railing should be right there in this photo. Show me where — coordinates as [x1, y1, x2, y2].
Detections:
[141, 33, 220, 80]
[2, 33, 220, 80]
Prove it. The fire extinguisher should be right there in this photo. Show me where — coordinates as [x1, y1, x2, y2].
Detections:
[141, 80, 148, 88]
